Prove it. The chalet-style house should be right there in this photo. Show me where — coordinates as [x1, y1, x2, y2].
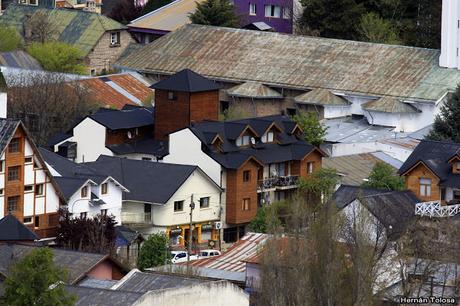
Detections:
[0, 214, 38, 243]
[156, 70, 325, 241]
[0, 118, 65, 238]
[117, 11, 460, 133]
[50, 105, 162, 162]
[1, 5, 135, 75]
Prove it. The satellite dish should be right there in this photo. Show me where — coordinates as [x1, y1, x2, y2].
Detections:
[250, 137, 256, 145]
[127, 131, 133, 139]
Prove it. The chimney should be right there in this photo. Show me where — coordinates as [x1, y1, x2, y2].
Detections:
[440, 0, 460, 68]
[0, 70, 7, 119]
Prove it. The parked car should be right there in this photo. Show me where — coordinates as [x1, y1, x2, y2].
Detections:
[199, 249, 221, 258]
[171, 251, 198, 263]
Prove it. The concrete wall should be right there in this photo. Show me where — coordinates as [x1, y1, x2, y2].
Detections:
[324, 105, 351, 119]
[132, 281, 249, 306]
[71, 117, 113, 163]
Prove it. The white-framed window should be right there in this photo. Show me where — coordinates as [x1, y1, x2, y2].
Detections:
[265, 5, 280, 18]
[200, 197, 210, 209]
[261, 131, 274, 143]
[420, 178, 432, 197]
[101, 183, 108, 195]
[23, 216, 33, 224]
[36, 184, 44, 196]
[25, 156, 33, 164]
[249, 3, 256, 15]
[236, 135, 251, 146]
[29, 0, 38, 5]
[24, 185, 34, 192]
[283, 7, 290, 19]
[307, 162, 314, 174]
[81, 186, 88, 198]
[174, 200, 184, 212]
[110, 32, 120, 46]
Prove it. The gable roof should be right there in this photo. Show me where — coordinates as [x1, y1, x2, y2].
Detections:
[1, 5, 125, 56]
[0, 214, 38, 241]
[294, 88, 349, 106]
[0, 51, 42, 70]
[117, 24, 460, 102]
[150, 69, 221, 93]
[65, 285, 142, 306]
[88, 106, 153, 130]
[399, 139, 460, 187]
[227, 82, 283, 99]
[84, 155, 202, 204]
[362, 97, 420, 113]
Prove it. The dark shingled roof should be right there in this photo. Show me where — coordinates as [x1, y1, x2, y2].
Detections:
[0, 214, 38, 241]
[116, 270, 208, 293]
[0, 50, 42, 70]
[399, 139, 460, 188]
[66, 285, 142, 306]
[115, 225, 143, 247]
[189, 115, 320, 169]
[84, 155, 198, 204]
[0, 244, 113, 284]
[89, 107, 153, 130]
[150, 69, 221, 93]
[0, 119, 20, 155]
[107, 137, 167, 157]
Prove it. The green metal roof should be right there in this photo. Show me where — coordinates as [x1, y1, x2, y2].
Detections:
[294, 88, 349, 106]
[0, 5, 125, 56]
[362, 97, 420, 113]
[117, 24, 460, 103]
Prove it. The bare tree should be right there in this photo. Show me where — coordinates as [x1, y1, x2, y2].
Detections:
[24, 10, 57, 44]
[7, 72, 96, 145]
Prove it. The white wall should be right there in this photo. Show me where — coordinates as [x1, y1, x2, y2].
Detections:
[0, 92, 6, 119]
[440, 0, 460, 68]
[117, 153, 158, 161]
[324, 105, 351, 119]
[326, 140, 414, 162]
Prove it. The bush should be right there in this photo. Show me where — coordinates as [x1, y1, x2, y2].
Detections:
[138, 233, 170, 270]
[0, 26, 22, 52]
[27, 42, 87, 74]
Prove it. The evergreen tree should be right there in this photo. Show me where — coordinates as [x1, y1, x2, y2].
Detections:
[427, 86, 460, 143]
[138, 233, 170, 270]
[2, 248, 76, 306]
[293, 111, 327, 147]
[189, 0, 239, 28]
[358, 12, 401, 44]
[362, 162, 405, 191]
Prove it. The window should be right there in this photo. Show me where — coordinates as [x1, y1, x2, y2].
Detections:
[101, 183, 108, 195]
[110, 31, 120, 46]
[24, 216, 32, 224]
[174, 200, 184, 212]
[0, 160, 4, 173]
[261, 131, 275, 143]
[420, 178, 432, 197]
[456, 162, 460, 171]
[167, 91, 177, 100]
[25, 156, 33, 163]
[236, 135, 251, 147]
[81, 186, 88, 198]
[265, 5, 280, 18]
[34, 216, 40, 228]
[8, 138, 20, 153]
[200, 197, 210, 208]
[34, 159, 41, 169]
[283, 7, 290, 19]
[90, 69, 96, 76]
[36, 184, 44, 196]
[8, 166, 20, 181]
[80, 212, 87, 219]
[243, 170, 251, 182]
[242, 198, 250, 211]
[7, 196, 19, 213]
[0, 188, 4, 195]
[101, 209, 108, 217]
[307, 162, 314, 174]
[142, 157, 152, 161]
[249, 3, 256, 15]
[24, 185, 34, 192]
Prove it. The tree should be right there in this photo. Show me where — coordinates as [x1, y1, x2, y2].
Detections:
[141, 0, 173, 15]
[24, 10, 57, 44]
[138, 233, 170, 270]
[358, 12, 401, 44]
[293, 111, 327, 146]
[427, 86, 460, 142]
[362, 162, 405, 191]
[7, 73, 95, 146]
[189, 0, 240, 28]
[2, 248, 76, 306]
[108, 0, 143, 24]
[0, 26, 22, 52]
[27, 42, 87, 74]
[56, 209, 117, 254]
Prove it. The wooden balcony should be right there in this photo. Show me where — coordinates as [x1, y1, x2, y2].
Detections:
[415, 201, 460, 218]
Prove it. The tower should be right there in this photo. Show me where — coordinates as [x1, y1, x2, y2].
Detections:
[151, 69, 221, 141]
[440, 0, 460, 68]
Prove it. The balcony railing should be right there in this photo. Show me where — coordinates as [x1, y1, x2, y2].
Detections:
[415, 201, 460, 218]
[258, 175, 299, 191]
[121, 212, 152, 224]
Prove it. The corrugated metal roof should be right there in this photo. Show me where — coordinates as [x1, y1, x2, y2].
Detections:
[1, 5, 125, 56]
[362, 96, 420, 113]
[294, 88, 349, 106]
[0, 51, 42, 70]
[128, 0, 204, 32]
[227, 82, 283, 99]
[183, 232, 268, 273]
[117, 24, 460, 102]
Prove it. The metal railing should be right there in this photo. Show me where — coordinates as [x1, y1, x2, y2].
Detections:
[258, 175, 299, 190]
[415, 201, 460, 217]
[121, 212, 152, 224]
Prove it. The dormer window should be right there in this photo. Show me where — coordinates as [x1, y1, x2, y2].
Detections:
[110, 32, 120, 46]
[236, 135, 251, 147]
[261, 131, 274, 143]
[456, 162, 460, 171]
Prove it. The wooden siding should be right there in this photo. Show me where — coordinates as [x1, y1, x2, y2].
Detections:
[299, 150, 323, 178]
[105, 126, 153, 145]
[226, 159, 260, 224]
[404, 163, 440, 202]
[154, 90, 191, 141]
[189, 91, 219, 123]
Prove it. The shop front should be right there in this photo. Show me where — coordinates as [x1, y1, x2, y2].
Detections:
[166, 222, 219, 247]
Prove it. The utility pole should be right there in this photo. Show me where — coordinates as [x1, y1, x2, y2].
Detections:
[187, 194, 195, 265]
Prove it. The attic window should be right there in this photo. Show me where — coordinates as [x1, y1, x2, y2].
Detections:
[261, 131, 274, 143]
[236, 135, 251, 147]
[110, 32, 121, 46]
[456, 162, 460, 171]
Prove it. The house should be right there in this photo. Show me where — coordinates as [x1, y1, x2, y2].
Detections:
[83, 155, 223, 244]
[398, 139, 460, 218]
[0, 118, 65, 238]
[0, 5, 136, 75]
[117, 19, 460, 133]
[39, 148, 128, 224]
[0, 214, 38, 243]
[115, 225, 143, 266]
[50, 105, 161, 162]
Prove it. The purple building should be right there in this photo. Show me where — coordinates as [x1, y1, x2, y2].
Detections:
[233, 0, 294, 34]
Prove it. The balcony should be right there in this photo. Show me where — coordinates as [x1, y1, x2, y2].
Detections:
[121, 212, 152, 224]
[258, 175, 299, 192]
[415, 201, 460, 218]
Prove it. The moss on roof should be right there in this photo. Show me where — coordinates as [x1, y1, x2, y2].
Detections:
[0, 5, 125, 56]
[294, 88, 349, 106]
[362, 97, 420, 113]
